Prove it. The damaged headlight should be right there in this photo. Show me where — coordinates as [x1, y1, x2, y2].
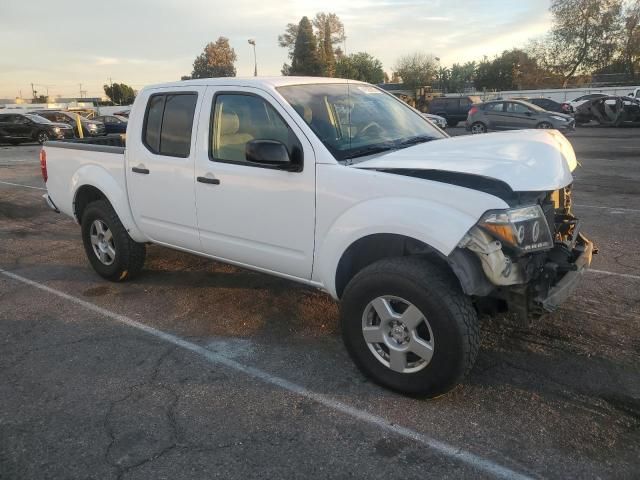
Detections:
[479, 205, 553, 253]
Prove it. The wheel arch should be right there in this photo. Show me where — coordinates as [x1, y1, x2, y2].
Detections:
[71, 166, 146, 242]
[314, 196, 494, 299]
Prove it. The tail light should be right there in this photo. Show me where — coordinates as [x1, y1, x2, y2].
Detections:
[40, 148, 47, 183]
[468, 106, 478, 117]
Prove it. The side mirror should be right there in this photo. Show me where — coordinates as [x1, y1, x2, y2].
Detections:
[246, 139, 298, 171]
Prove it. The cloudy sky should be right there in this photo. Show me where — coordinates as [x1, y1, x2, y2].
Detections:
[0, 0, 551, 99]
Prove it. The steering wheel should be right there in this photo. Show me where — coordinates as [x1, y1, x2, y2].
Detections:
[355, 121, 383, 140]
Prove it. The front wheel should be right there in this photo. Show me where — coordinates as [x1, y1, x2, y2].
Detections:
[470, 122, 487, 134]
[340, 257, 479, 397]
[81, 200, 146, 281]
[36, 131, 50, 144]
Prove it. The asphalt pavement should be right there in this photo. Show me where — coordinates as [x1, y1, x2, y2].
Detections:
[1, 127, 639, 479]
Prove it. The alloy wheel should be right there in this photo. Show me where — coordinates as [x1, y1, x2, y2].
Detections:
[361, 296, 434, 373]
[90, 219, 116, 265]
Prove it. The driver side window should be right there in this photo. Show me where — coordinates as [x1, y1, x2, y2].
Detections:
[506, 102, 530, 114]
[210, 93, 301, 166]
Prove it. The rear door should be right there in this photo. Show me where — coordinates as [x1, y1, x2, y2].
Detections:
[482, 102, 506, 129]
[126, 87, 205, 251]
[193, 86, 316, 279]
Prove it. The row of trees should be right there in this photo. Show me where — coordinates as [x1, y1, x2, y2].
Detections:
[179, 0, 639, 91]
[103, 83, 136, 105]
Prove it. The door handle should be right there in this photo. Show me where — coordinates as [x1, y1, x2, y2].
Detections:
[197, 176, 220, 185]
[132, 166, 150, 174]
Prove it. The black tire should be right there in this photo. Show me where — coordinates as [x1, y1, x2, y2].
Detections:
[446, 118, 459, 127]
[470, 122, 487, 134]
[536, 122, 553, 129]
[340, 257, 479, 397]
[81, 200, 146, 281]
[36, 131, 50, 144]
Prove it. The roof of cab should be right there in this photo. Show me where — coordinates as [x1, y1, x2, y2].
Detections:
[141, 76, 364, 92]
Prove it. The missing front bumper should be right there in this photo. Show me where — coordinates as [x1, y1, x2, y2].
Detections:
[540, 235, 594, 311]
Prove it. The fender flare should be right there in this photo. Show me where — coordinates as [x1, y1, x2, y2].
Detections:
[71, 164, 147, 242]
[314, 197, 482, 298]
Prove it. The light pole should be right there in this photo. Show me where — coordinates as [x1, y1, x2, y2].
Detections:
[248, 39, 257, 77]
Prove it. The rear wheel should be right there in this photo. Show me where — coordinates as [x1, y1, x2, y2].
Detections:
[81, 200, 146, 281]
[536, 122, 553, 129]
[470, 122, 487, 134]
[340, 257, 480, 397]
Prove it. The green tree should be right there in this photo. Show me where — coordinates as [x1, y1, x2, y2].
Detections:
[393, 53, 438, 91]
[321, 19, 336, 76]
[621, 1, 640, 79]
[280, 12, 344, 76]
[312, 12, 345, 48]
[335, 52, 385, 83]
[191, 37, 237, 79]
[529, 0, 624, 87]
[473, 50, 548, 90]
[103, 83, 136, 105]
[289, 16, 322, 76]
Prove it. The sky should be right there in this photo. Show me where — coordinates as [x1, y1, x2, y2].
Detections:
[0, 0, 552, 100]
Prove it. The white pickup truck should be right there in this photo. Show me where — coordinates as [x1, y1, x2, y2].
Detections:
[41, 77, 594, 396]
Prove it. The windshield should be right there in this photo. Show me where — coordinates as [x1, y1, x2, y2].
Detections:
[277, 83, 445, 162]
[24, 114, 52, 124]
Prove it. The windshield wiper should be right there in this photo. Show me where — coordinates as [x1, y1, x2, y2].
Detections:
[395, 135, 436, 147]
[346, 142, 397, 161]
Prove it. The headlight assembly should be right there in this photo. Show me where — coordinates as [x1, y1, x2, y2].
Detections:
[478, 205, 553, 253]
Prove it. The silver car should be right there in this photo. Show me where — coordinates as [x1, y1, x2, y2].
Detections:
[465, 100, 575, 134]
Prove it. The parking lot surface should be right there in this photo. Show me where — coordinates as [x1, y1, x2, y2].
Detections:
[1, 127, 639, 479]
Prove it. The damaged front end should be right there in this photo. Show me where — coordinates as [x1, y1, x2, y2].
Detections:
[454, 185, 596, 324]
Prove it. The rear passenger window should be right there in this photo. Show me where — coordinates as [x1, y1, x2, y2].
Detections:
[143, 93, 198, 157]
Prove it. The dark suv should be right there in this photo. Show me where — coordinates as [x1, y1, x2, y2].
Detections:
[0, 113, 74, 145]
[36, 110, 106, 137]
[428, 95, 481, 127]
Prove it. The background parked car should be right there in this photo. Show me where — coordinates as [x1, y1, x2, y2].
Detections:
[466, 99, 575, 133]
[36, 110, 106, 137]
[428, 95, 481, 127]
[421, 113, 447, 129]
[525, 97, 565, 113]
[574, 96, 640, 126]
[113, 109, 131, 118]
[0, 113, 74, 144]
[94, 115, 128, 134]
[561, 93, 608, 113]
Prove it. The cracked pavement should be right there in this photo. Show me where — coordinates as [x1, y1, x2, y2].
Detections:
[1, 127, 639, 479]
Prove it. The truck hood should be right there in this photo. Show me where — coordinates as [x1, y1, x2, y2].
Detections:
[353, 129, 577, 192]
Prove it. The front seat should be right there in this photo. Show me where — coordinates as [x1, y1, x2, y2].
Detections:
[217, 111, 253, 162]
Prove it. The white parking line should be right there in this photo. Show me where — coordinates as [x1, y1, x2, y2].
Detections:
[574, 204, 640, 214]
[588, 269, 640, 281]
[0, 267, 535, 480]
[0, 180, 46, 191]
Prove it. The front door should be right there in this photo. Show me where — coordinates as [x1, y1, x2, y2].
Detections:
[125, 87, 205, 251]
[194, 87, 316, 279]
[503, 102, 538, 129]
